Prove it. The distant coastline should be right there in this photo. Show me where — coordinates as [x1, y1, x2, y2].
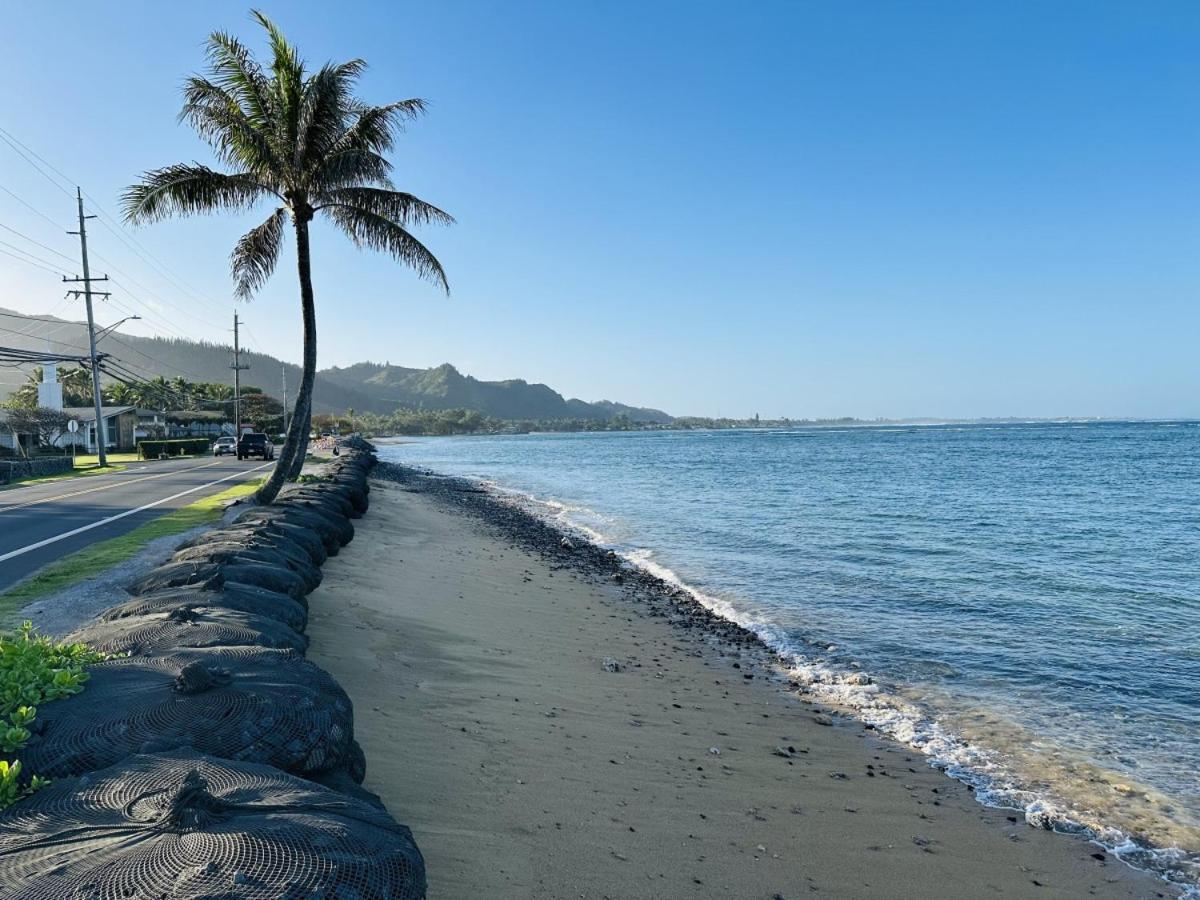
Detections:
[338, 410, 1200, 439]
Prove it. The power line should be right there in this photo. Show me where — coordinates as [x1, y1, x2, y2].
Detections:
[0, 178, 222, 339]
[0, 125, 230, 335]
[0, 309, 74, 326]
[0, 129, 74, 198]
[0, 244, 66, 277]
[0, 220, 78, 264]
[0, 323, 85, 349]
[0, 182, 69, 231]
[104, 333, 213, 383]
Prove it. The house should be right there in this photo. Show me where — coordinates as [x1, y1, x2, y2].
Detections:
[134, 409, 169, 441]
[60, 406, 139, 453]
[165, 409, 235, 439]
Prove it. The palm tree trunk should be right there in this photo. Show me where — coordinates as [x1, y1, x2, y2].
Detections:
[285, 404, 311, 480]
[255, 216, 317, 504]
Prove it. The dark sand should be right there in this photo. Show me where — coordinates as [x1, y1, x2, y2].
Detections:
[304, 473, 1174, 899]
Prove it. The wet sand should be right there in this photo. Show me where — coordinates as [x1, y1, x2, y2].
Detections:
[304, 471, 1173, 899]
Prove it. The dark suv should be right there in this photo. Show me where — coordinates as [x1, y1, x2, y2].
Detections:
[236, 433, 276, 461]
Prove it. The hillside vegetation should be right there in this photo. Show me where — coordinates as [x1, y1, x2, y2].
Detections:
[0, 308, 671, 423]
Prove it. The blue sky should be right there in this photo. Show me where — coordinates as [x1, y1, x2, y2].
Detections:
[0, 1, 1196, 418]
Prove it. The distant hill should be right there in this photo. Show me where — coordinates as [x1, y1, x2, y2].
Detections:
[320, 362, 671, 422]
[0, 308, 672, 423]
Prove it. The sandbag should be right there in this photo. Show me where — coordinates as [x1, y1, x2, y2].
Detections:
[272, 496, 355, 541]
[179, 520, 327, 566]
[277, 484, 359, 518]
[128, 558, 309, 599]
[69, 605, 308, 655]
[233, 505, 351, 553]
[0, 749, 425, 900]
[291, 476, 370, 511]
[170, 541, 322, 591]
[101, 584, 307, 633]
[12, 648, 356, 779]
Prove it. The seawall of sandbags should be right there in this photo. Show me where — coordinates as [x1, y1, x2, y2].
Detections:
[0, 438, 427, 899]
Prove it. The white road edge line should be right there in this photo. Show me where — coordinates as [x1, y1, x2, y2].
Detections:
[0, 462, 273, 564]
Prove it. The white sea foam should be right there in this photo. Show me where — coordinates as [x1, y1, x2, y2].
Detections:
[475, 478, 1199, 895]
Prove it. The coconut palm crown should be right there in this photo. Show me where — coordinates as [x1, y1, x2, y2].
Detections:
[122, 10, 452, 503]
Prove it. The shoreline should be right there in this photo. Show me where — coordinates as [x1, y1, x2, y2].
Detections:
[459, 466, 1200, 886]
[304, 461, 1176, 898]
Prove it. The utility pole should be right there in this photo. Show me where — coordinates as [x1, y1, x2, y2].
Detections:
[231, 312, 250, 436]
[281, 365, 289, 436]
[64, 188, 111, 466]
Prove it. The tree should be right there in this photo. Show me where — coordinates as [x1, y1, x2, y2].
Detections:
[123, 10, 452, 503]
[9, 366, 94, 409]
[0, 407, 72, 456]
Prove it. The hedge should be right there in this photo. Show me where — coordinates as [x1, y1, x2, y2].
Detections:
[136, 438, 213, 459]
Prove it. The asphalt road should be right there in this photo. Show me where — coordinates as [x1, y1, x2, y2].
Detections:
[0, 455, 274, 593]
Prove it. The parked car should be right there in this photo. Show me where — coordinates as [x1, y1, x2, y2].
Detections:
[213, 436, 237, 457]
[237, 433, 276, 461]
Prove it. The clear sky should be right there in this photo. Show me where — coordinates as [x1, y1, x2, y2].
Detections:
[0, 1, 1196, 418]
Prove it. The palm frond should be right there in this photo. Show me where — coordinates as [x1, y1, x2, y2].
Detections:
[316, 148, 394, 189]
[296, 59, 367, 170]
[231, 207, 288, 298]
[121, 164, 273, 224]
[252, 10, 305, 150]
[204, 30, 273, 129]
[316, 187, 454, 227]
[180, 76, 278, 175]
[324, 204, 449, 293]
[326, 100, 428, 158]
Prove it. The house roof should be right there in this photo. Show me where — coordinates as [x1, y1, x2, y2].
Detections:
[61, 406, 136, 422]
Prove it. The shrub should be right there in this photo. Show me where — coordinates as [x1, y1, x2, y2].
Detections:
[136, 438, 213, 459]
[0, 623, 111, 808]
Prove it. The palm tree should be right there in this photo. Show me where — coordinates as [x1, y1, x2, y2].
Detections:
[122, 10, 452, 502]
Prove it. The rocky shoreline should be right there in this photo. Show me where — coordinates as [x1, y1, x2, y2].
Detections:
[376, 462, 832, 710]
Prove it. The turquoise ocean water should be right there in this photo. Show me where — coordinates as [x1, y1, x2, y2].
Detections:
[381, 422, 1199, 888]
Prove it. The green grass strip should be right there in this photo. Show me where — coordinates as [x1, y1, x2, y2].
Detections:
[0, 478, 263, 619]
[0, 463, 131, 492]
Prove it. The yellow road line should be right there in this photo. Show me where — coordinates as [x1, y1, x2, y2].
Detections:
[0, 460, 226, 514]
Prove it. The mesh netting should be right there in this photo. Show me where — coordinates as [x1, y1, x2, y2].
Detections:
[0, 749, 425, 900]
[179, 519, 328, 566]
[67, 605, 308, 655]
[128, 558, 309, 599]
[169, 540, 323, 591]
[14, 649, 356, 779]
[101, 585, 308, 633]
[234, 504, 353, 552]
[277, 484, 360, 518]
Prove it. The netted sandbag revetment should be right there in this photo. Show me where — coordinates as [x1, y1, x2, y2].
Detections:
[178, 520, 328, 566]
[128, 557, 310, 599]
[277, 484, 360, 519]
[234, 504, 353, 553]
[0, 749, 425, 900]
[66, 605, 308, 656]
[101, 583, 308, 633]
[12, 648, 356, 780]
[168, 539, 324, 591]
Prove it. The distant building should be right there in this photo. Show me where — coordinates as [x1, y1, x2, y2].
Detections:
[0, 405, 138, 455]
[164, 410, 235, 439]
[61, 407, 139, 453]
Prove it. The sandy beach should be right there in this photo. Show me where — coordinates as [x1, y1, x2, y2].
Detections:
[304, 465, 1173, 899]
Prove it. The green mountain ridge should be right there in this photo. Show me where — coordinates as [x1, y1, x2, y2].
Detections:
[0, 308, 671, 422]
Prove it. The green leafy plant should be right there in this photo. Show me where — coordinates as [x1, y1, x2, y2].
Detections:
[0, 623, 112, 808]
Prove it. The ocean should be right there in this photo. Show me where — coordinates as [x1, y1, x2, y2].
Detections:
[380, 422, 1199, 888]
